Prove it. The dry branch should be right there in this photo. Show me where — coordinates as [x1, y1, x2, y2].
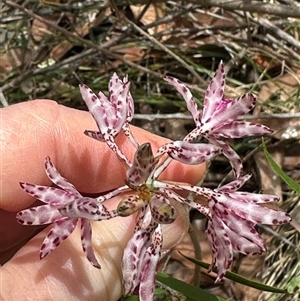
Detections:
[122, 0, 300, 18]
[193, 0, 300, 18]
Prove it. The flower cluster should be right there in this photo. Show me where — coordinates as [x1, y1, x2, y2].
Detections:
[17, 61, 290, 301]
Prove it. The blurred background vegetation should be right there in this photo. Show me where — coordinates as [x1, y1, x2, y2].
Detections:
[1, 1, 299, 300]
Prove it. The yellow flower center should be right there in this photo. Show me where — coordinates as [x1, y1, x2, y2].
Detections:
[136, 184, 152, 202]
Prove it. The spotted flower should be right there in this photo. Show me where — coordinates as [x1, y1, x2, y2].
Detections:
[155, 174, 291, 281]
[116, 142, 221, 224]
[122, 218, 162, 301]
[80, 73, 136, 165]
[165, 61, 272, 177]
[205, 176, 290, 281]
[17, 156, 117, 268]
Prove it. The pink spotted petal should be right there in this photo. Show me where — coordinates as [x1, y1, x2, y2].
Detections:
[80, 219, 101, 268]
[20, 183, 76, 205]
[45, 157, 81, 198]
[126, 143, 159, 186]
[207, 218, 233, 282]
[164, 76, 201, 124]
[139, 225, 163, 301]
[123, 75, 135, 122]
[183, 199, 210, 217]
[109, 76, 131, 131]
[156, 187, 184, 204]
[217, 121, 272, 138]
[40, 218, 77, 259]
[79, 84, 110, 134]
[122, 228, 152, 296]
[108, 73, 134, 123]
[115, 83, 131, 126]
[217, 174, 251, 192]
[218, 194, 290, 225]
[202, 61, 225, 123]
[122, 123, 139, 148]
[150, 195, 176, 224]
[103, 138, 131, 167]
[202, 93, 256, 133]
[159, 187, 210, 217]
[229, 191, 280, 203]
[58, 198, 116, 221]
[84, 130, 105, 142]
[224, 217, 265, 254]
[80, 82, 131, 138]
[227, 228, 263, 255]
[212, 201, 266, 252]
[96, 90, 109, 103]
[17, 205, 65, 225]
[164, 141, 221, 165]
[108, 73, 126, 101]
[207, 137, 243, 178]
[183, 126, 202, 143]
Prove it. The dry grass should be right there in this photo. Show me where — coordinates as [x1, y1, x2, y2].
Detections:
[1, 1, 299, 300]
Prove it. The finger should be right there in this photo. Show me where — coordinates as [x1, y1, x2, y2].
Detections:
[0, 197, 189, 301]
[1, 100, 205, 212]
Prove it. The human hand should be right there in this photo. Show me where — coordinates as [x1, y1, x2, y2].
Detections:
[0, 100, 205, 300]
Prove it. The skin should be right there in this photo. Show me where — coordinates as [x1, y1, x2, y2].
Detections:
[0, 100, 205, 300]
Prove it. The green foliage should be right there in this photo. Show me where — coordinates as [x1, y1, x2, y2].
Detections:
[180, 253, 287, 294]
[157, 272, 228, 301]
[287, 276, 300, 294]
[262, 139, 300, 194]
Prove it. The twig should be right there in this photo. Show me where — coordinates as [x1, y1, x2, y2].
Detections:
[265, 33, 300, 61]
[2, 0, 209, 95]
[142, 5, 200, 32]
[0, 49, 97, 93]
[1, 1, 163, 85]
[133, 112, 300, 121]
[124, 0, 300, 18]
[251, 17, 300, 50]
[111, 3, 207, 85]
[259, 224, 300, 251]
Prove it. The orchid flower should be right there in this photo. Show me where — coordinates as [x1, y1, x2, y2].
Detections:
[115, 142, 221, 225]
[164, 61, 272, 177]
[80, 73, 137, 166]
[115, 142, 289, 287]
[122, 218, 162, 301]
[206, 177, 291, 281]
[102, 142, 220, 300]
[155, 174, 291, 281]
[17, 156, 118, 268]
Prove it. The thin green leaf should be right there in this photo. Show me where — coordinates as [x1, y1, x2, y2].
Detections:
[122, 287, 173, 300]
[157, 271, 228, 301]
[262, 139, 300, 194]
[180, 253, 287, 294]
[123, 296, 139, 301]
